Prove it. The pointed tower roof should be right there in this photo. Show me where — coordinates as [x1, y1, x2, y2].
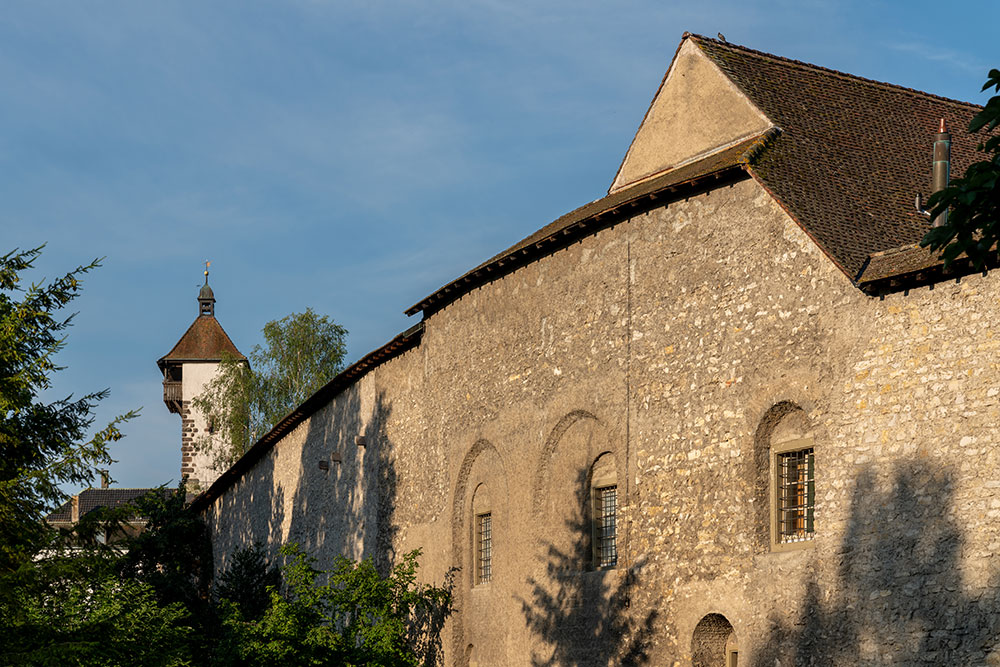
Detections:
[157, 267, 245, 370]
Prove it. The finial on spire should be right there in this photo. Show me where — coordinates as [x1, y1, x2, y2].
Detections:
[204, 260, 211, 285]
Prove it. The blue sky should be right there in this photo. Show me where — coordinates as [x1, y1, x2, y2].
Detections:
[4, 1, 996, 492]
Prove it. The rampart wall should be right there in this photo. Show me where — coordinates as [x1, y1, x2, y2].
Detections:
[205, 175, 1000, 665]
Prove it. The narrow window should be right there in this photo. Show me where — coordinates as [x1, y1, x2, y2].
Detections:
[594, 485, 617, 568]
[476, 512, 492, 584]
[776, 447, 814, 543]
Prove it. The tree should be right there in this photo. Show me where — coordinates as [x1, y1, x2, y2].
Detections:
[1, 556, 193, 667]
[192, 309, 347, 468]
[0, 247, 135, 573]
[214, 544, 454, 667]
[214, 543, 280, 622]
[117, 480, 214, 614]
[920, 69, 1000, 268]
[0, 247, 189, 664]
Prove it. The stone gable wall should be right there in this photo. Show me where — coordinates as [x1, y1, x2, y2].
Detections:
[204, 176, 1000, 665]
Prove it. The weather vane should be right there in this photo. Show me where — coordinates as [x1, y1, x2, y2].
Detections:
[204, 260, 211, 284]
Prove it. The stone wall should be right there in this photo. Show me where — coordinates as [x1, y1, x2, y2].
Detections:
[204, 175, 1000, 665]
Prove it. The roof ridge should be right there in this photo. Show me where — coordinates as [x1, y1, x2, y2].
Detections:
[687, 33, 984, 112]
[81, 487, 160, 491]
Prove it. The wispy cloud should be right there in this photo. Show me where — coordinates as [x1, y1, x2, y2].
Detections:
[888, 41, 986, 76]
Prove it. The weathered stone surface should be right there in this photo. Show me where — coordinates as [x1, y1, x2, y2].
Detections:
[202, 172, 1000, 665]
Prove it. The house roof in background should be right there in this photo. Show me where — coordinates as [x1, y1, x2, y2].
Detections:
[46, 487, 159, 523]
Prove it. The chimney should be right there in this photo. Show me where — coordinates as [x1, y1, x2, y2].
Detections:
[71, 494, 80, 523]
[100, 470, 109, 489]
[931, 118, 951, 228]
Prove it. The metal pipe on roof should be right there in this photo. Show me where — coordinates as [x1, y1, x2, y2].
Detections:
[932, 118, 951, 228]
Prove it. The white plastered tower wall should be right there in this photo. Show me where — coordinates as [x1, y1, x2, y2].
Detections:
[178, 360, 227, 491]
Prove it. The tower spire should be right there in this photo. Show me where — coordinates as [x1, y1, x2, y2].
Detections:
[198, 260, 215, 317]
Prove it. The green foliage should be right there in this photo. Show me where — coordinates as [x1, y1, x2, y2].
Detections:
[2, 484, 453, 666]
[215, 543, 280, 621]
[216, 545, 454, 667]
[0, 249, 450, 664]
[921, 69, 1000, 268]
[0, 246, 137, 573]
[1, 557, 193, 667]
[192, 309, 347, 468]
[0, 484, 210, 666]
[118, 482, 214, 612]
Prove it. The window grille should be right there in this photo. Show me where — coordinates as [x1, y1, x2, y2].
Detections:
[476, 513, 492, 584]
[595, 485, 618, 568]
[777, 448, 814, 543]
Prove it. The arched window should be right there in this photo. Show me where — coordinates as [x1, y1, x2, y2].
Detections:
[757, 403, 816, 551]
[471, 484, 492, 584]
[590, 453, 617, 569]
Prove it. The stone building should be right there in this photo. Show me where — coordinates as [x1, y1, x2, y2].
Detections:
[189, 34, 999, 665]
[159, 271, 246, 490]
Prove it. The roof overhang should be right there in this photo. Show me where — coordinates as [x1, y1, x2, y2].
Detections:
[189, 322, 424, 514]
[405, 131, 779, 319]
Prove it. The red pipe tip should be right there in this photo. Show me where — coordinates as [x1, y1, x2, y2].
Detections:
[939, 118, 947, 133]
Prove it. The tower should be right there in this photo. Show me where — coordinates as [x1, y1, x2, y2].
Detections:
[157, 266, 246, 490]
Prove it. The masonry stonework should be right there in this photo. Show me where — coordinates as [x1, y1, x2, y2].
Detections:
[197, 34, 997, 666]
[202, 173, 1000, 664]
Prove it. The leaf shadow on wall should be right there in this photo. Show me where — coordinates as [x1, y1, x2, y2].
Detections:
[289, 388, 451, 665]
[209, 449, 286, 576]
[287, 388, 398, 573]
[759, 461, 1000, 666]
[520, 468, 657, 666]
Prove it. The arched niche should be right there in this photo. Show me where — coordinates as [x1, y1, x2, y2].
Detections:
[754, 402, 817, 551]
[589, 452, 618, 570]
[691, 613, 738, 667]
[530, 411, 618, 570]
[450, 439, 509, 661]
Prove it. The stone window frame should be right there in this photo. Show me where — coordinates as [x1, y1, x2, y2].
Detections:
[590, 455, 618, 570]
[770, 437, 816, 552]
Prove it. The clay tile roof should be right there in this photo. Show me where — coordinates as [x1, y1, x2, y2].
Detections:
[45, 487, 162, 523]
[406, 35, 985, 314]
[157, 315, 245, 369]
[689, 33, 983, 279]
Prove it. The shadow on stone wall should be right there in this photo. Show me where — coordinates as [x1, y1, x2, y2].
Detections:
[286, 388, 399, 575]
[759, 459, 1000, 666]
[520, 470, 657, 666]
[210, 451, 287, 572]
